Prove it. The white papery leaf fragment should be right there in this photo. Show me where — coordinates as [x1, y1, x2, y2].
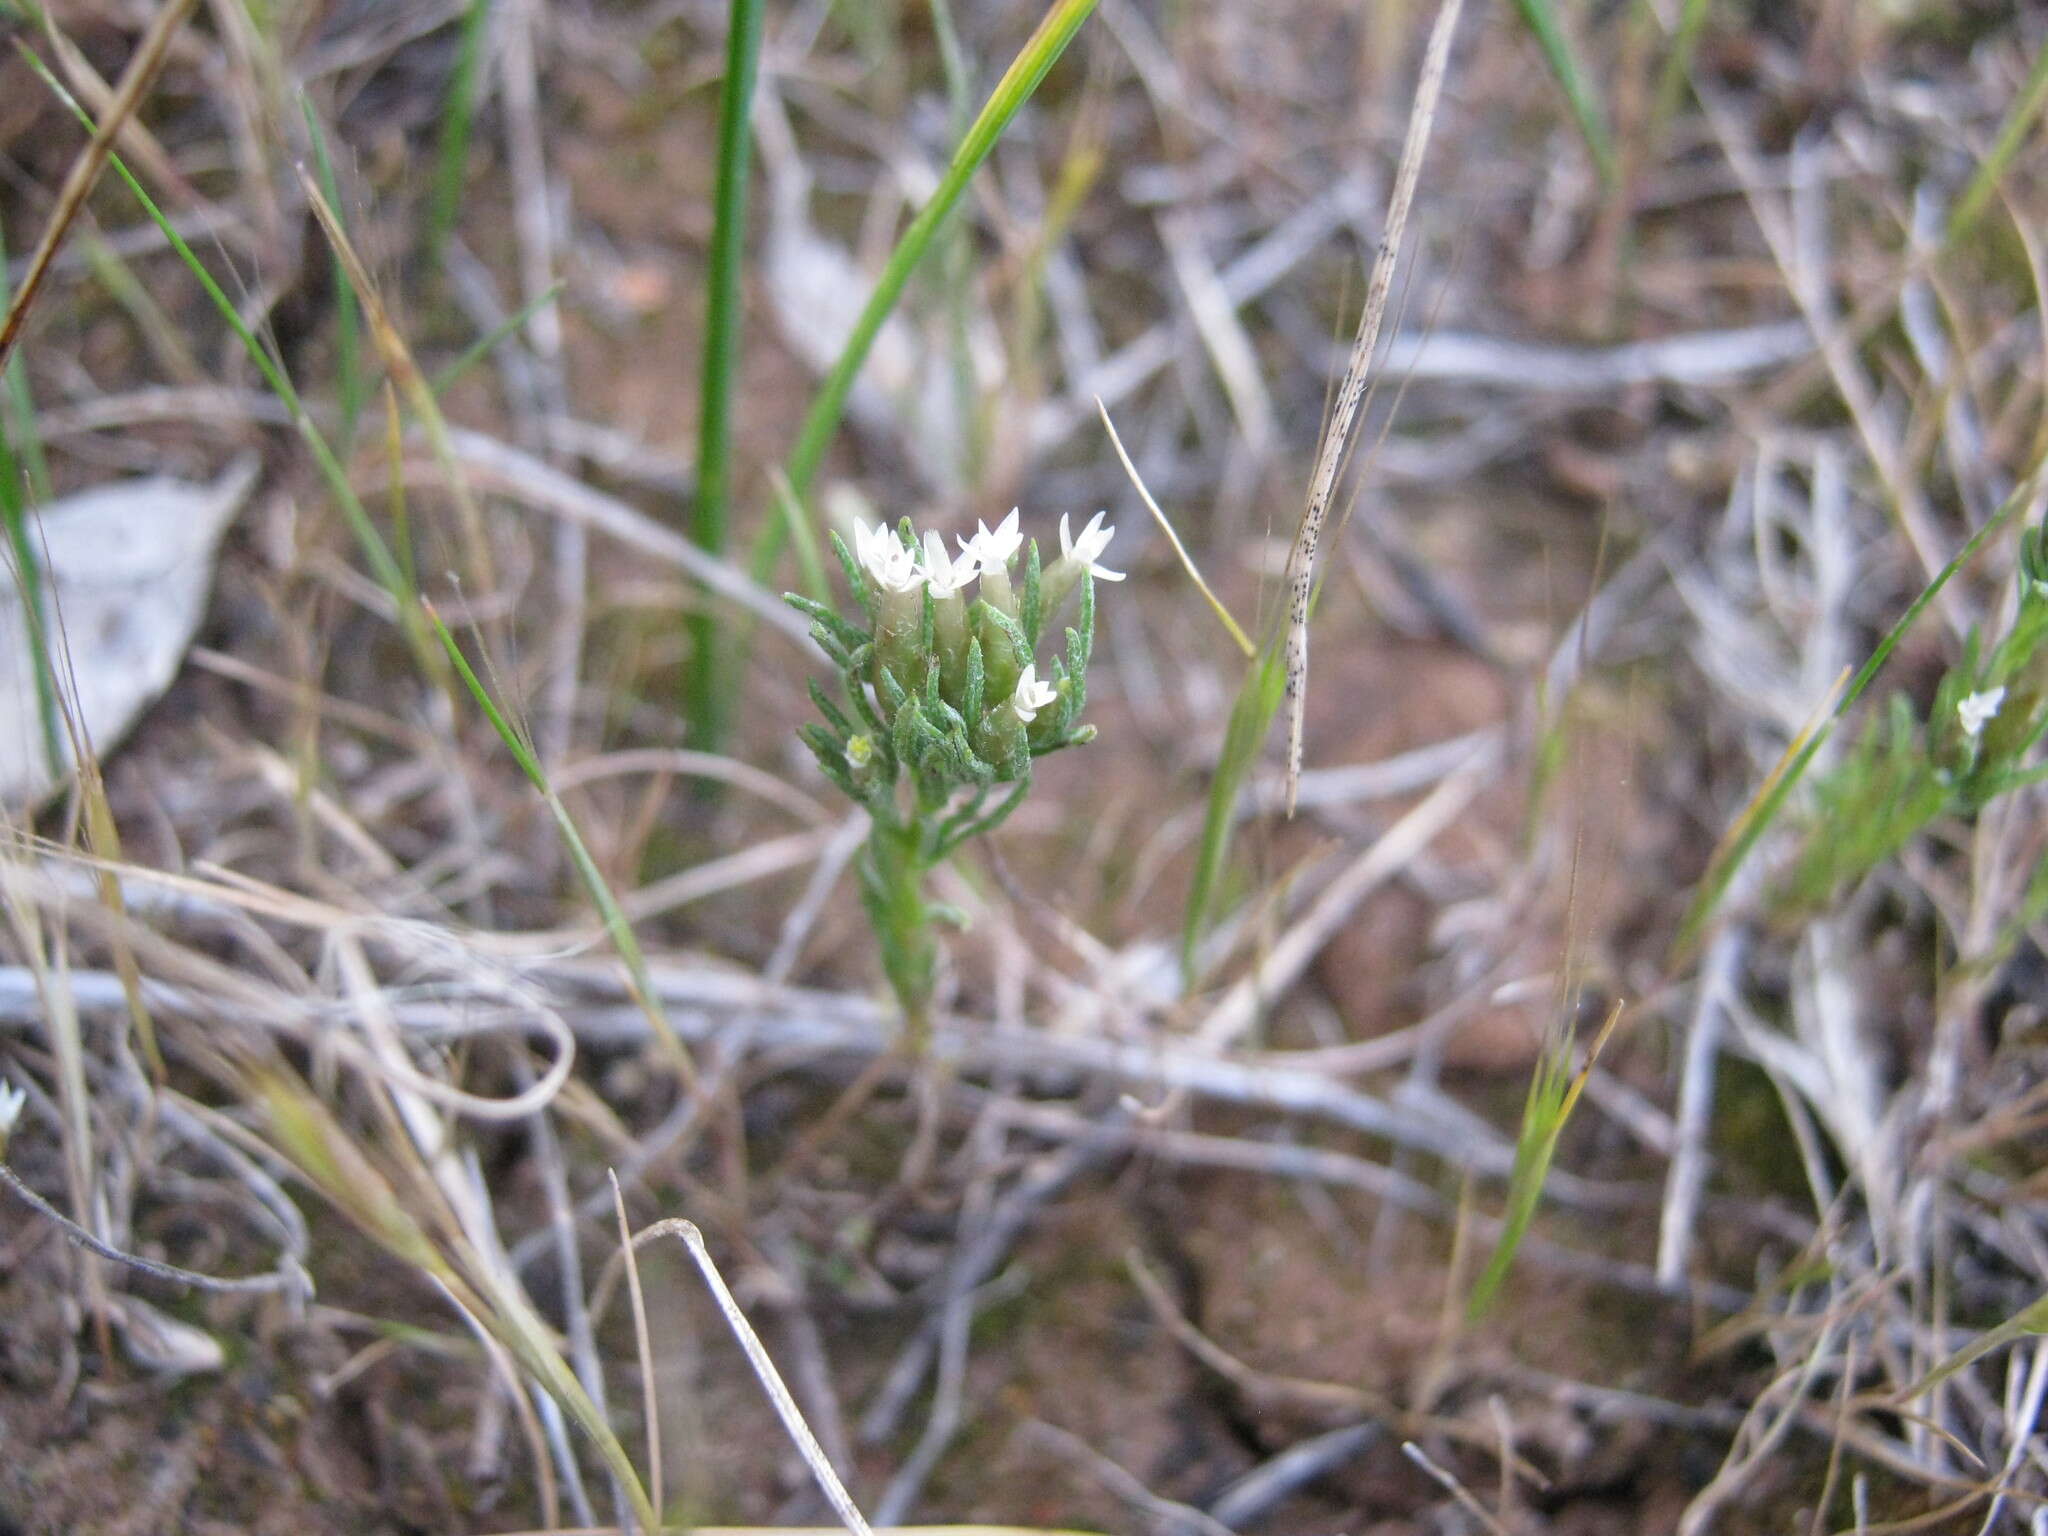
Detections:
[2, 457, 256, 806]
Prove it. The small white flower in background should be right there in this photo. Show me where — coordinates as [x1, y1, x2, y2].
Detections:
[1059, 510, 1125, 581]
[919, 529, 979, 598]
[1010, 663, 1059, 723]
[0, 1079, 24, 1141]
[959, 508, 1022, 569]
[855, 519, 924, 594]
[1959, 686, 2007, 740]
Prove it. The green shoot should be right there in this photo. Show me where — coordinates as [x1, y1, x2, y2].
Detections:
[1675, 457, 2044, 956]
[425, 605, 696, 1081]
[1946, 32, 2048, 247]
[1182, 643, 1285, 980]
[685, 0, 767, 753]
[0, 213, 59, 784]
[1467, 1000, 1624, 1320]
[769, 0, 1098, 541]
[1508, 0, 1615, 183]
[428, 0, 491, 266]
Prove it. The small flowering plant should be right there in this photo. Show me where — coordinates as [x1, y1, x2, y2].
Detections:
[1776, 505, 2048, 913]
[787, 508, 1120, 1044]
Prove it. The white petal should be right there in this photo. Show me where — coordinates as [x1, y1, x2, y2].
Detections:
[1959, 686, 2007, 739]
[922, 528, 975, 594]
[962, 508, 1022, 568]
[1059, 510, 1123, 580]
[1010, 662, 1060, 723]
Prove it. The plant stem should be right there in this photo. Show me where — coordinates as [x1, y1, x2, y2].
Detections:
[863, 814, 937, 1051]
[687, 0, 766, 752]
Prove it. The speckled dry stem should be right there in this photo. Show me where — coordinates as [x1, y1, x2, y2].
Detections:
[1282, 0, 1464, 816]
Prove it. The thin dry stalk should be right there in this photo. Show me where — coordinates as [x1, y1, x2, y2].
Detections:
[297, 168, 499, 596]
[0, 0, 203, 371]
[1402, 1440, 1510, 1536]
[1281, 0, 1464, 814]
[637, 1219, 875, 1536]
[1097, 397, 1252, 655]
[609, 1172, 663, 1525]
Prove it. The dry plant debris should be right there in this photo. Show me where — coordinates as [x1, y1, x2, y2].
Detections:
[1, 3, 2047, 1534]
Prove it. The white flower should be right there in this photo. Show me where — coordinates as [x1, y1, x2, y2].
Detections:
[959, 508, 1022, 570]
[0, 1079, 23, 1138]
[919, 529, 978, 598]
[854, 520, 924, 595]
[1959, 686, 2007, 740]
[1010, 663, 1059, 724]
[1058, 510, 1124, 581]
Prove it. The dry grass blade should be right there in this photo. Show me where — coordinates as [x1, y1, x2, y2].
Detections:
[0, 0, 201, 373]
[608, 1172, 664, 1523]
[0, 1158, 302, 1294]
[1096, 397, 1251, 656]
[1281, 0, 1463, 816]
[298, 166, 498, 596]
[1402, 1441, 1511, 1536]
[634, 1219, 876, 1536]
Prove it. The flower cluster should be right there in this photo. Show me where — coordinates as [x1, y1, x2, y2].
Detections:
[785, 507, 1118, 1044]
[790, 508, 1117, 817]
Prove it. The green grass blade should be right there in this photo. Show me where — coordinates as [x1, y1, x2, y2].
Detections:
[1182, 642, 1287, 980]
[0, 215, 50, 504]
[1946, 33, 2048, 246]
[1508, 0, 1615, 182]
[1650, 0, 1712, 144]
[930, 0, 986, 494]
[1467, 1002, 1621, 1320]
[0, 466, 63, 785]
[685, 0, 767, 753]
[1467, 1064, 1568, 1321]
[429, 279, 567, 397]
[428, 0, 491, 266]
[768, 0, 1098, 547]
[1675, 462, 2042, 955]
[426, 606, 696, 1080]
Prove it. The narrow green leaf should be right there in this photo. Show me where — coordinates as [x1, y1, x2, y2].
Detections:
[1508, 0, 1615, 182]
[686, 0, 768, 753]
[1182, 642, 1288, 980]
[751, 0, 1099, 591]
[428, 0, 491, 265]
[1676, 464, 2041, 955]
[1947, 34, 2048, 246]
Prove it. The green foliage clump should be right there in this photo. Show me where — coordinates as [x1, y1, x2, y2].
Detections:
[789, 510, 1111, 1042]
[1778, 516, 2048, 913]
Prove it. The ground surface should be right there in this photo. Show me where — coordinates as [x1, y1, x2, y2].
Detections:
[2, 2, 2046, 1533]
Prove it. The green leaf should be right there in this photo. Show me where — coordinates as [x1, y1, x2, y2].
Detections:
[1183, 643, 1288, 979]
[1508, 0, 1614, 183]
